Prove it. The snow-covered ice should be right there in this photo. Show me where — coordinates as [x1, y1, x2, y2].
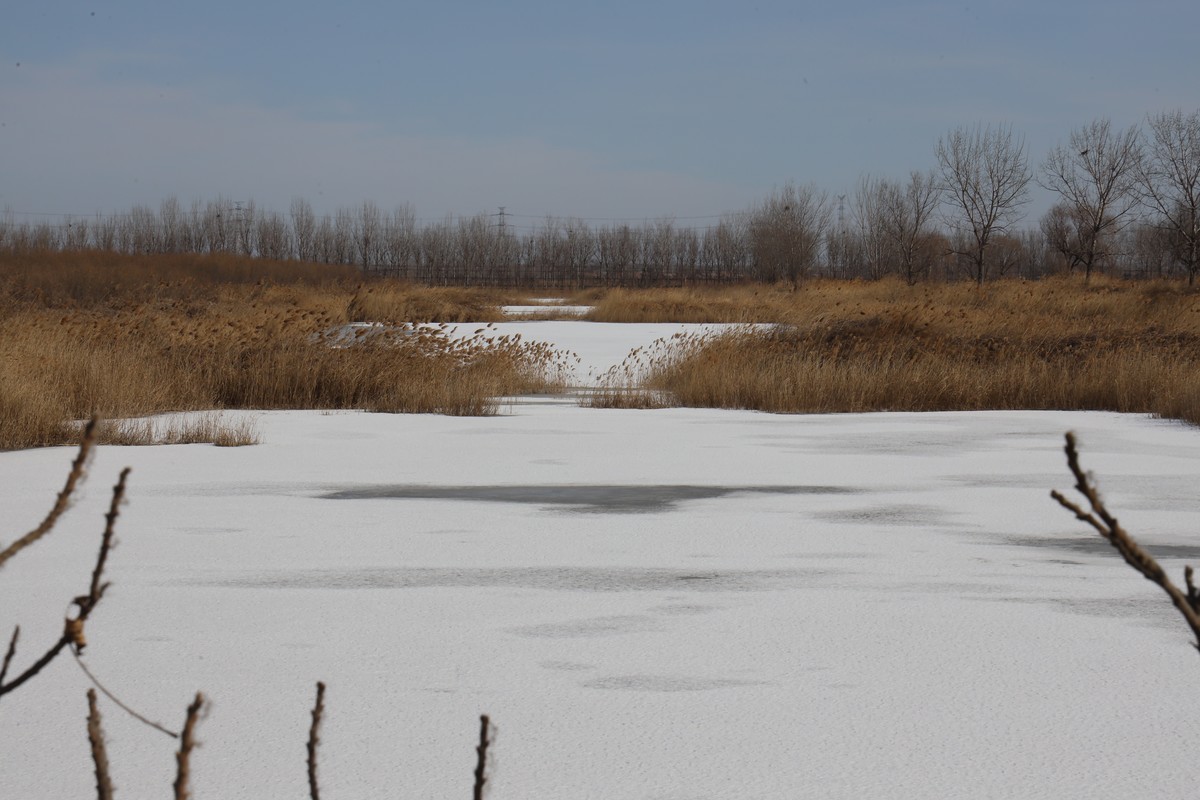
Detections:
[500, 305, 593, 317]
[3, 323, 1200, 799]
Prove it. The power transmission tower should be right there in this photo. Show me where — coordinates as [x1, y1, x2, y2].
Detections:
[231, 200, 247, 253]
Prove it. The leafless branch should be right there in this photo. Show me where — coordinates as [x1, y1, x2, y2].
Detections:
[473, 714, 491, 800]
[173, 692, 205, 800]
[0, 467, 128, 698]
[73, 648, 178, 739]
[1051, 431, 1200, 653]
[0, 416, 97, 570]
[0, 626, 18, 686]
[307, 681, 326, 800]
[86, 689, 115, 800]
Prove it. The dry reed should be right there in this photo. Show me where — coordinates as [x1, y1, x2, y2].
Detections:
[585, 277, 1200, 425]
[0, 252, 567, 450]
[585, 286, 789, 323]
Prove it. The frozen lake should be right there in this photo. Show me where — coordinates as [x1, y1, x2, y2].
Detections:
[2, 323, 1200, 798]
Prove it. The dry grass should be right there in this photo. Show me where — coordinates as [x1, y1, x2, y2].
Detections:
[92, 413, 260, 447]
[0, 251, 566, 450]
[585, 286, 793, 323]
[347, 284, 513, 324]
[585, 277, 1200, 424]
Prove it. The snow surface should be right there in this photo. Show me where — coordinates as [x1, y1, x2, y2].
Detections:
[500, 305, 593, 317]
[3, 323, 1200, 799]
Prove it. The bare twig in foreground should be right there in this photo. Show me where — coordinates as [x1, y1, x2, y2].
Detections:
[0, 467, 129, 698]
[1051, 431, 1200, 653]
[474, 714, 491, 800]
[0, 626, 18, 686]
[86, 689, 115, 800]
[73, 648, 179, 739]
[0, 416, 97, 570]
[307, 681, 326, 800]
[173, 692, 205, 800]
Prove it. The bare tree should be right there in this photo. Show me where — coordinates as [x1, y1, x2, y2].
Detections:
[331, 207, 356, 266]
[1137, 109, 1200, 283]
[881, 171, 940, 284]
[643, 219, 676, 285]
[235, 200, 258, 258]
[1039, 119, 1142, 281]
[702, 216, 750, 282]
[381, 205, 419, 279]
[201, 199, 232, 254]
[749, 183, 830, 284]
[935, 124, 1032, 285]
[159, 197, 183, 254]
[851, 172, 940, 283]
[1040, 202, 1085, 274]
[420, 215, 454, 284]
[561, 218, 595, 288]
[851, 178, 892, 280]
[290, 197, 317, 262]
[596, 224, 640, 286]
[62, 217, 90, 250]
[256, 211, 292, 261]
[1120, 219, 1175, 278]
[127, 204, 160, 254]
[356, 201, 385, 270]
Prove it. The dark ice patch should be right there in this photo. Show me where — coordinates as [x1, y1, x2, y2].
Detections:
[319, 484, 859, 514]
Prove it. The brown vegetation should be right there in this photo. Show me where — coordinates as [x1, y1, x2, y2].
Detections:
[585, 277, 1200, 425]
[584, 286, 792, 323]
[0, 251, 566, 450]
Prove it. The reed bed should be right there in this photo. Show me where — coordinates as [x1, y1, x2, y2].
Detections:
[584, 286, 792, 323]
[0, 251, 565, 450]
[585, 277, 1200, 424]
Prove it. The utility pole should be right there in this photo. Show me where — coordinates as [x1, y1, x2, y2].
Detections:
[231, 200, 246, 254]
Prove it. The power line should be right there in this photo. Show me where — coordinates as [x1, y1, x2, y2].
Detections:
[3, 206, 753, 225]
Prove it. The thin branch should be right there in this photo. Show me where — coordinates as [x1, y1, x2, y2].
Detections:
[307, 681, 326, 800]
[0, 626, 18, 686]
[0, 635, 71, 699]
[473, 714, 491, 800]
[173, 692, 204, 800]
[0, 467, 129, 698]
[73, 648, 178, 739]
[83, 467, 129, 618]
[0, 416, 97, 570]
[1051, 431, 1200, 653]
[86, 689, 115, 800]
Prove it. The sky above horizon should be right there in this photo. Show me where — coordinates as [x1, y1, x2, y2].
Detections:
[2, 0, 1197, 230]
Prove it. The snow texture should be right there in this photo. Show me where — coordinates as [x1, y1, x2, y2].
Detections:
[2, 323, 1200, 799]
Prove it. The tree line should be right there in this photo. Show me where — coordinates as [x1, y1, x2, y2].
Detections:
[3, 110, 1197, 287]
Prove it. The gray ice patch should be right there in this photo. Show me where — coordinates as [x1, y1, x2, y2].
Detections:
[197, 566, 825, 593]
[319, 483, 860, 514]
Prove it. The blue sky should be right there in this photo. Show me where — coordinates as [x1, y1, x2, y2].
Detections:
[2, 0, 1197, 227]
